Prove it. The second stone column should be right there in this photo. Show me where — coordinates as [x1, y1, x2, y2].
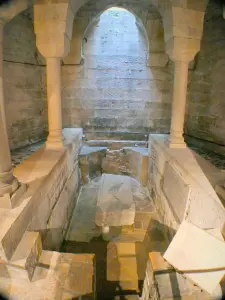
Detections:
[34, 0, 74, 149]
[46, 57, 64, 149]
[166, 37, 201, 148]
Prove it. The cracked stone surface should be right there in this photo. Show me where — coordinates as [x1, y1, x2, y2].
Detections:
[66, 175, 155, 243]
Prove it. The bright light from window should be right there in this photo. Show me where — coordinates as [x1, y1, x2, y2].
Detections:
[107, 7, 127, 11]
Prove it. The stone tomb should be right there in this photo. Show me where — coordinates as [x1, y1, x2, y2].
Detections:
[162, 161, 191, 222]
[95, 174, 135, 231]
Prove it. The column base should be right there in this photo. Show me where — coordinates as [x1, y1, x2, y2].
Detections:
[45, 135, 65, 150]
[166, 133, 187, 149]
[0, 173, 18, 196]
[166, 139, 187, 149]
[0, 183, 26, 209]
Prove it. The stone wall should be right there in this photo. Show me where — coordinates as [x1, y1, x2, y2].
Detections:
[62, 5, 173, 140]
[148, 134, 225, 237]
[3, 8, 47, 150]
[185, 0, 225, 147]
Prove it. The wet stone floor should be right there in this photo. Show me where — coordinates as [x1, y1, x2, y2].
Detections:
[188, 143, 225, 170]
[11, 140, 45, 167]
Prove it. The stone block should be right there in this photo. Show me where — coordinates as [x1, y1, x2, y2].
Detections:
[116, 242, 136, 256]
[54, 253, 96, 298]
[155, 272, 197, 299]
[162, 162, 191, 222]
[172, 7, 205, 39]
[107, 242, 138, 284]
[149, 252, 173, 273]
[79, 146, 107, 183]
[96, 174, 135, 227]
[9, 231, 42, 280]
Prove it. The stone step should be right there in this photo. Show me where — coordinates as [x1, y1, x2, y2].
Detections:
[9, 231, 42, 280]
[38, 250, 96, 299]
[0, 251, 96, 300]
[107, 242, 139, 292]
[84, 131, 149, 142]
[80, 146, 108, 156]
[86, 139, 148, 150]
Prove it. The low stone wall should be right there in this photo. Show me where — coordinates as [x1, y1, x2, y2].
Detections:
[12, 128, 83, 252]
[29, 129, 82, 250]
[147, 134, 225, 239]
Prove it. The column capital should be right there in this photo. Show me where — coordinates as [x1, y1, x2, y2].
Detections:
[165, 36, 200, 63]
[34, 1, 74, 58]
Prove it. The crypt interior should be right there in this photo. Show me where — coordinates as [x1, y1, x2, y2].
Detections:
[0, 0, 225, 299]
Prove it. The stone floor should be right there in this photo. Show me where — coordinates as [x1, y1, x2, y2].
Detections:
[188, 143, 225, 170]
[11, 140, 45, 167]
[63, 175, 168, 299]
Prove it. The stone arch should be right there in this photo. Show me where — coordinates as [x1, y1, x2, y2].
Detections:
[63, 0, 169, 67]
[82, 5, 150, 60]
[0, 0, 32, 25]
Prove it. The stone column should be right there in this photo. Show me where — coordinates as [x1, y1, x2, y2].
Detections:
[45, 57, 64, 149]
[168, 60, 189, 148]
[0, 23, 18, 198]
[166, 37, 201, 148]
[34, 0, 74, 149]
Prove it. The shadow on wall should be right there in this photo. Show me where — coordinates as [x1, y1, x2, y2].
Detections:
[0, 0, 13, 6]
[185, 0, 225, 146]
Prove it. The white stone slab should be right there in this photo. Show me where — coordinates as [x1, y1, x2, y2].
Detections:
[95, 174, 135, 227]
[164, 220, 225, 295]
[163, 162, 191, 222]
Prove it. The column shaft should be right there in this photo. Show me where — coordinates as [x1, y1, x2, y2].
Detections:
[0, 24, 18, 196]
[46, 57, 64, 149]
[168, 61, 189, 148]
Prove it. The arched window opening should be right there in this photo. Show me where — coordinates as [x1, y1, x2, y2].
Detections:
[83, 7, 148, 61]
[62, 6, 171, 141]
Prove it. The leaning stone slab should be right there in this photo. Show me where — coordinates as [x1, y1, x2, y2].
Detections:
[164, 220, 225, 295]
[95, 174, 135, 227]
